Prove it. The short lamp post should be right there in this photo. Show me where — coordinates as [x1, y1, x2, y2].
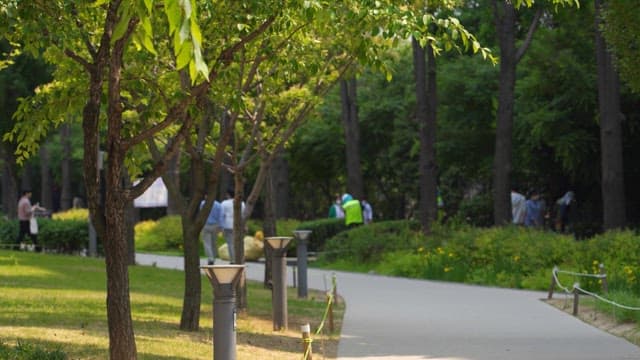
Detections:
[265, 236, 292, 331]
[202, 265, 245, 360]
[293, 230, 312, 299]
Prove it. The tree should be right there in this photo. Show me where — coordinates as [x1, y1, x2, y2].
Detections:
[595, 0, 625, 230]
[341, 77, 364, 199]
[491, 0, 577, 225]
[1, 0, 272, 356]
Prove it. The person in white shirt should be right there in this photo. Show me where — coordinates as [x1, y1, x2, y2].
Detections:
[220, 189, 245, 263]
[511, 190, 526, 225]
[361, 199, 373, 224]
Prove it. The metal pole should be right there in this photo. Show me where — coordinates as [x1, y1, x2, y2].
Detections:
[272, 249, 288, 330]
[296, 236, 308, 298]
[213, 284, 237, 360]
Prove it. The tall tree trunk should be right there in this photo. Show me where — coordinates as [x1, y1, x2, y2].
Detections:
[263, 172, 276, 288]
[595, 0, 626, 230]
[340, 78, 364, 199]
[492, 1, 517, 226]
[39, 144, 53, 210]
[233, 173, 248, 311]
[492, 3, 542, 226]
[166, 151, 182, 215]
[1, 146, 19, 220]
[60, 123, 72, 210]
[271, 151, 290, 218]
[413, 37, 438, 234]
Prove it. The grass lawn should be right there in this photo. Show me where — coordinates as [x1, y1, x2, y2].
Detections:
[0, 250, 342, 359]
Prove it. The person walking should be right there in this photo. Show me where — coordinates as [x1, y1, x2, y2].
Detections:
[524, 189, 544, 228]
[555, 191, 575, 233]
[361, 198, 373, 224]
[17, 190, 39, 251]
[200, 197, 222, 265]
[511, 189, 526, 225]
[342, 193, 363, 226]
[220, 189, 245, 263]
[328, 194, 345, 219]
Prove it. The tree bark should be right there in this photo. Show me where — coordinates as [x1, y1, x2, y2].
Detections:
[271, 151, 290, 218]
[340, 78, 364, 199]
[60, 123, 72, 210]
[39, 144, 53, 210]
[263, 171, 276, 288]
[413, 37, 438, 234]
[492, 1, 518, 226]
[1, 145, 19, 220]
[595, 0, 626, 230]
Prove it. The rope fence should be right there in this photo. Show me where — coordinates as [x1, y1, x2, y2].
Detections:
[301, 273, 338, 360]
[548, 264, 640, 316]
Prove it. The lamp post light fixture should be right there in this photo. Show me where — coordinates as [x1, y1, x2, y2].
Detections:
[202, 264, 245, 360]
[293, 230, 312, 299]
[265, 236, 292, 331]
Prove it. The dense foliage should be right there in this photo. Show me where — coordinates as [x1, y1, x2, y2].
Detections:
[320, 220, 640, 297]
[0, 217, 88, 253]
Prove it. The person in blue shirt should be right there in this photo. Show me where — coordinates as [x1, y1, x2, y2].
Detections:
[200, 197, 222, 265]
[524, 189, 544, 228]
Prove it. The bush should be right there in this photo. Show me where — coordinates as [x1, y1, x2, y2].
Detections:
[38, 218, 89, 253]
[320, 220, 422, 263]
[295, 218, 348, 252]
[0, 218, 18, 246]
[51, 208, 89, 221]
[453, 193, 493, 227]
[135, 215, 183, 251]
[0, 218, 88, 253]
[0, 341, 66, 360]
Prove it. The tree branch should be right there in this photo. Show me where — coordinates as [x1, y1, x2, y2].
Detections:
[515, 8, 543, 64]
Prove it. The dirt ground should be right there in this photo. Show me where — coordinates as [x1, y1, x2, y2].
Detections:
[545, 296, 640, 347]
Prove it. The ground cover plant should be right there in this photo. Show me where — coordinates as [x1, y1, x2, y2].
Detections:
[318, 220, 640, 323]
[0, 250, 342, 359]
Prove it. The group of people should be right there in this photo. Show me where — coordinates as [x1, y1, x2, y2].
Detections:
[328, 193, 373, 226]
[511, 188, 575, 232]
[200, 189, 245, 265]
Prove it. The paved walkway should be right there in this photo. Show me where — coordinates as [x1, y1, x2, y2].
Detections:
[135, 254, 640, 360]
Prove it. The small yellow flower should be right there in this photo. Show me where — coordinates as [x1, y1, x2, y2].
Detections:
[444, 266, 452, 273]
[513, 255, 520, 262]
[418, 247, 424, 253]
[437, 247, 445, 255]
[448, 252, 455, 258]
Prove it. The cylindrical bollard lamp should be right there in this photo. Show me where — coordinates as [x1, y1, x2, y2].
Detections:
[293, 230, 312, 299]
[265, 236, 292, 331]
[202, 265, 245, 360]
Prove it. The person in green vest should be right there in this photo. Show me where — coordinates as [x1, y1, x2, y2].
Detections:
[342, 193, 363, 226]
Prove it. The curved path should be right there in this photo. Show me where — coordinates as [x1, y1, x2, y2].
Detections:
[136, 254, 640, 360]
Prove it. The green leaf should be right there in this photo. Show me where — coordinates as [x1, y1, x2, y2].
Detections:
[175, 40, 192, 70]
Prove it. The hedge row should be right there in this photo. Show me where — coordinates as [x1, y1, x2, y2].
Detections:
[0, 218, 89, 254]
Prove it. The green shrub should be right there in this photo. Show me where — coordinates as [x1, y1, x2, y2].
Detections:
[0, 218, 88, 253]
[135, 215, 183, 251]
[574, 230, 640, 293]
[38, 218, 89, 253]
[453, 193, 493, 227]
[0, 218, 18, 246]
[320, 220, 422, 263]
[295, 218, 348, 252]
[0, 340, 66, 360]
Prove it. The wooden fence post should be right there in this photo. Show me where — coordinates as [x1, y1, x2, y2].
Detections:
[547, 267, 557, 300]
[327, 292, 334, 333]
[572, 283, 580, 316]
[301, 323, 312, 360]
